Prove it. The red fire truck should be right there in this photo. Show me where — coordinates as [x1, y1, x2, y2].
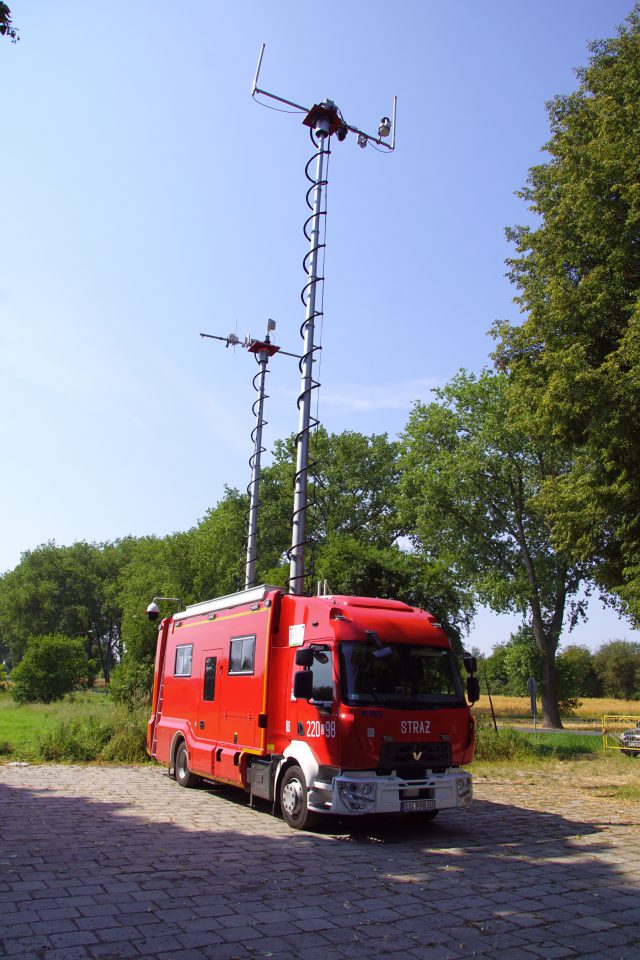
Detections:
[147, 584, 478, 829]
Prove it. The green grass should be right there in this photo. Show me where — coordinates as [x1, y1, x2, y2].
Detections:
[613, 784, 640, 801]
[0, 690, 110, 757]
[0, 690, 148, 763]
[0, 690, 631, 772]
[472, 718, 603, 763]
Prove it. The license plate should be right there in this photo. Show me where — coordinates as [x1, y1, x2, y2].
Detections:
[401, 799, 436, 812]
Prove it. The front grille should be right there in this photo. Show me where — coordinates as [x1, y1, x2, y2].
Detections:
[377, 740, 451, 776]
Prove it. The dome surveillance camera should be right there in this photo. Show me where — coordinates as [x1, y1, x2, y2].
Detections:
[146, 601, 161, 622]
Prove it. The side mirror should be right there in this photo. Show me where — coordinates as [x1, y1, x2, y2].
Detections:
[467, 676, 480, 704]
[295, 648, 314, 667]
[293, 670, 314, 700]
[463, 655, 478, 675]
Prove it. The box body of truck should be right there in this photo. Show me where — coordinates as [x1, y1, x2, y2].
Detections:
[147, 584, 475, 828]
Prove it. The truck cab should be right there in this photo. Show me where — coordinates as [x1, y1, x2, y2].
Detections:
[267, 592, 475, 827]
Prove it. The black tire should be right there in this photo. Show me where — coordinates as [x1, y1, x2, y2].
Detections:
[175, 742, 200, 788]
[621, 749, 640, 758]
[279, 765, 318, 830]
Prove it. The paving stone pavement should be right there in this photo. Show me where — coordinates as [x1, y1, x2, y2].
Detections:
[0, 764, 639, 960]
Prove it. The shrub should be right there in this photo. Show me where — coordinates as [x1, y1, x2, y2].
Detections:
[11, 635, 88, 704]
[99, 705, 148, 762]
[37, 715, 116, 761]
[473, 719, 539, 761]
[109, 658, 153, 706]
[36, 705, 148, 762]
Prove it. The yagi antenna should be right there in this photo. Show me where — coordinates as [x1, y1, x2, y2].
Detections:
[251, 44, 397, 597]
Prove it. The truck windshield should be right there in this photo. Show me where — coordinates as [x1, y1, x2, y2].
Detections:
[339, 641, 464, 708]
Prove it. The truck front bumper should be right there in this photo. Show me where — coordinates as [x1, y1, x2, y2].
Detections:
[309, 769, 472, 816]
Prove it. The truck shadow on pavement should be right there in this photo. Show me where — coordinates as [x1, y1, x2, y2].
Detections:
[0, 769, 639, 960]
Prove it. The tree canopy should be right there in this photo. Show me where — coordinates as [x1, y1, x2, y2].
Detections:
[0, 428, 473, 681]
[0, 3, 18, 42]
[399, 369, 591, 727]
[593, 639, 640, 699]
[492, 6, 640, 622]
[0, 540, 129, 681]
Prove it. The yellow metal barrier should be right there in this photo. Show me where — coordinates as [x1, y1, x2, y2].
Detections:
[602, 715, 640, 755]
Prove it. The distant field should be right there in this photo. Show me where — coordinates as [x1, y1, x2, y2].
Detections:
[473, 694, 640, 728]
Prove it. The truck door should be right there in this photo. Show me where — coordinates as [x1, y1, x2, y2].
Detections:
[197, 649, 221, 742]
[293, 648, 339, 768]
[190, 649, 222, 778]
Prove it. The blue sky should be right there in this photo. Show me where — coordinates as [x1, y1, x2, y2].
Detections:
[1, 0, 636, 654]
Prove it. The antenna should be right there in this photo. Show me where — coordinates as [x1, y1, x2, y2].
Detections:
[252, 44, 397, 596]
[252, 44, 397, 152]
[201, 322, 299, 589]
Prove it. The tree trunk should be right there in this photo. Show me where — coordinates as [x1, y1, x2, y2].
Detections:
[527, 576, 566, 729]
[540, 638, 563, 729]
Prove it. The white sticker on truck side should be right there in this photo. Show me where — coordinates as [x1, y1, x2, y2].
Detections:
[289, 624, 305, 646]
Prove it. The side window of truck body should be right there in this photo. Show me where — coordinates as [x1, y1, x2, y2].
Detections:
[228, 635, 256, 675]
[174, 644, 193, 677]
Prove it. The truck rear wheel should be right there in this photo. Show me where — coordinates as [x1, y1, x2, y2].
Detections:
[279, 765, 318, 830]
[175, 742, 200, 788]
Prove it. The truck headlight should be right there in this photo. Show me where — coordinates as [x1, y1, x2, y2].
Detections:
[338, 781, 377, 812]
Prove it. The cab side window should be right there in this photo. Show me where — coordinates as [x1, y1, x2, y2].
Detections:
[311, 651, 333, 703]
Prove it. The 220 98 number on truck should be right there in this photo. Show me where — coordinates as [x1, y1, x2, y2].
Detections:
[147, 585, 479, 830]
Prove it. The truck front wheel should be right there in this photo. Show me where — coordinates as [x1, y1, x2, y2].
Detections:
[175, 742, 200, 788]
[279, 765, 318, 830]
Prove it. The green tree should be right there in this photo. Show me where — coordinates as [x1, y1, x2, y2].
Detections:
[556, 644, 602, 698]
[255, 429, 473, 644]
[501, 627, 542, 696]
[0, 541, 128, 681]
[593, 639, 640, 699]
[482, 644, 512, 696]
[492, 7, 640, 620]
[500, 626, 584, 713]
[0, 3, 18, 42]
[11, 634, 88, 703]
[119, 531, 199, 666]
[255, 429, 404, 588]
[191, 487, 248, 597]
[316, 535, 472, 651]
[399, 369, 590, 728]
